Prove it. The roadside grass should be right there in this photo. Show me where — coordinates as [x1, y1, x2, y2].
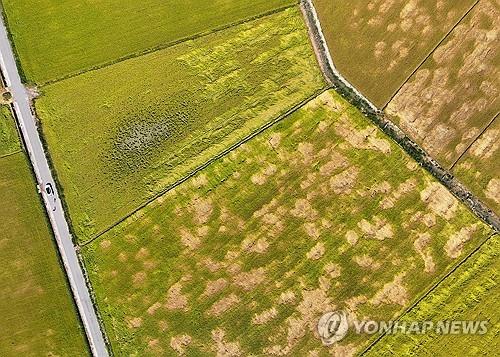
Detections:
[386, 0, 499, 168]
[0, 105, 20, 156]
[0, 152, 88, 356]
[365, 233, 499, 356]
[1, 0, 295, 83]
[312, 0, 476, 107]
[35, 8, 326, 242]
[452, 117, 499, 214]
[82, 90, 493, 355]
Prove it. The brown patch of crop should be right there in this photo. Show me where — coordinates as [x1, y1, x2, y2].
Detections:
[202, 278, 228, 297]
[358, 216, 394, 240]
[319, 151, 349, 176]
[132, 271, 147, 287]
[420, 182, 458, 219]
[233, 267, 266, 291]
[252, 307, 278, 325]
[370, 272, 409, 306]
[147, 302, 162, 315]
[191, 196, 213, 225]
[414, 233, 436, 273]
[179, 227, 201, 250]
[335, 115, 391, 154]
[444, 223, 479, 258]
[211, 328, 241, 356]
[330, 166, 359, 194]
[485, 178, 500, 204]
[345, 230, 359, 246]
[307, 242, 326, 260]
[126, 316, 143, 329]
[207, 294, 240, 317]
[135, 247, 150, 260]
[165, 281, 189, 311]
[291, 198, 318, 221]
[100, 239, 111, 249]
[279, 290, 296, 305]
[380, 178, 417, 209]
[353, 254, 381, 270]
[170, 334, 192, 355]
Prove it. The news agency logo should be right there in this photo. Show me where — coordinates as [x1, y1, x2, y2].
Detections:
[317, 310, 489, 346]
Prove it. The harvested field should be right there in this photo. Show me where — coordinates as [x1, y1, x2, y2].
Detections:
[36, 8, 325, 242]
[312, 0, 476, 107]
[367, 234, 499, 356]
[0, 152, 88, 356]
[386, 0, 500, 167]
[82, 90, 492, 355]
[453, 117, 499, 214]
[0, 105, 20, 157]
[2, 0, 295, 83]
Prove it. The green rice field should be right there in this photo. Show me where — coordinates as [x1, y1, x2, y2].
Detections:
[0, 150, 88, 355]
[36, 8, 325, 242]
[82, 90, 492, 355]
[0, 105, 20, 157]
[2, 0, 295, 83]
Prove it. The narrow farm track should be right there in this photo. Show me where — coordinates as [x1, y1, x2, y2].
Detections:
[381, 0, 481, 111]
[0, 15, 109, 357]
[301, 0, 499, 231]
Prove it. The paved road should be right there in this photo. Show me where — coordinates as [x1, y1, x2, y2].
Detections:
[0, 17, 109, 357]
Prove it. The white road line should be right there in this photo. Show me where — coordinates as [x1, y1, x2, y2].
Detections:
[0, 15, 109, 357]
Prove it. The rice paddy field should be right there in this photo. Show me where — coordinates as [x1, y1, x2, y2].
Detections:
[386, 0, 500, 168]
[312, 0, 477, 107]
[0, 105, 20, 157]
[366, 233, 499, 356]
[36, 8, 325, 242]
[82, 91, 493, 355]
[453, 117, 499, 215]
[1, 0, 295, 83]
[0, 120, 88, 355]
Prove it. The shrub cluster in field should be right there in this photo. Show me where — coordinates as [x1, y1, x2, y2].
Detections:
[368, 234, 499, 356]
[82, 91, 492, 356]
[36, 8, 325, 241]
[3, 0, 295, 83]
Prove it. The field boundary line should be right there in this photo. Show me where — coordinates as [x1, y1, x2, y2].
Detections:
[449, 112, 498, 170]
[38, 2, 298, 87]
[381, 0, 480, 110]
[80, 86, 330, 247]
[0, 148, 21, 159]
[361, 231, 498, 355]
[302, 0, 499, 231]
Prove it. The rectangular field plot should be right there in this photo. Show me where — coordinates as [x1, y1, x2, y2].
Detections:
[82, 90, 492, 355]
[366, 234, 499, 356]
[0, 153, 88, 356]
[3, 0, 294, 83]
[36, 8, 325, 242]
[453, 117, 499, 214]
[386, 0, 500, 168]
[312, 0, 476, 107]
[0, 105, 20, 157]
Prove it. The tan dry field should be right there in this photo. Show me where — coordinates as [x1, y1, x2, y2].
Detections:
[386, 0, 500, 168]
[453, 116, 499, 214]
[312, 0, 477, 107]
